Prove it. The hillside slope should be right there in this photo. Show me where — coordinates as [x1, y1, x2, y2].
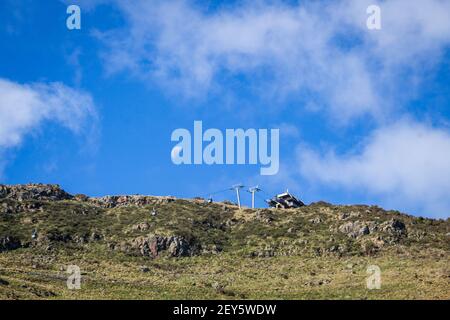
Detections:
[0, 184, 448, 300]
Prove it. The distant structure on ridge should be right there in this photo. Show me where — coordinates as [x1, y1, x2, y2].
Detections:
[267, 190, 305, 209]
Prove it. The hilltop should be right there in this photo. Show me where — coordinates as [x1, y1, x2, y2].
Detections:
[0, 184, 448, 300]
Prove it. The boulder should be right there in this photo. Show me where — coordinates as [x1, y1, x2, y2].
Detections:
[167, 236, 191, 257]
[381, 219, 407, 237]
[338, 212, 350, 220]
[0, 236, 22, 252]
[338, 221, 370, 238]
[310, 217, 323, 224]
[132, 222, 151, 231]
[90, 232, 103, 241]
[140, 266, 150, 273]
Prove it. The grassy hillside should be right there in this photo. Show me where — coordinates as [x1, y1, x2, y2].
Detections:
[0, 184, 448, 300]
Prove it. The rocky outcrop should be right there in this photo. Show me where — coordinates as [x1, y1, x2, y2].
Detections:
[88, 195, 175, 208]
[0, 236, 22, 252]
[34, 230, 103, 246]
[1, 201, 44, 214]
[0, 184, 73, 201]
[338, 218, 407, 244]
[127, 235, 198, 258]
[339, 221, 370, 238]
[381, 218, 407, 236]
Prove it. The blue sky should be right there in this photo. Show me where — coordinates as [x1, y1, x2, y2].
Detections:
[1, 0, 450, 218]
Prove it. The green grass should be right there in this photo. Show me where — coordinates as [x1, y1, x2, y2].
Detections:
[0, 249, 448, 300]
[0, 197, 448, 300]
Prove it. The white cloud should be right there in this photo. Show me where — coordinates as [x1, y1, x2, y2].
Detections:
[96, 0, 450, 122]
[0, 78, 97, 148]
[298, 120, 450, 218]
[343, 0, 450, 63]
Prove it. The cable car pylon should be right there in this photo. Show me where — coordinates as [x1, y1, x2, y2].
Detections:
[248, 186, 261, 209]
[231, 184, 244, 209]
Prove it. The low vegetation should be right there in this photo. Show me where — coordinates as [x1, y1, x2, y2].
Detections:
[0, 184, 448, 300]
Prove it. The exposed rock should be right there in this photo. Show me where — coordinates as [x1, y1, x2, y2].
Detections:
[381, 219, 407, 237]
[106, 242, 116, 251]
[360, 225, 370, 235]
[410, 230, 427, 240]
[338, 221, 370, 238]
[212, 281, 225, 294]
[310, 217, 323, 224]
[211, 244, 222, 254]
[338, 212, 350, 220]
[74, 194, 89, 201]
[140, 266, 150, 273]
[202, 244, 223, 255]
[304, 279, 331, 286]
[313, 247, 322, 256]
[90, 232, 103, 241]
[0, 201, 44, 215]
[117, 241, 130, 252]
[20, 284, 57, 298]
[0, 236, 22, 252]
[251, 245, 276, 258]
[1, 202, 18, 214]
[132, 235, 197, 258]
[44, 231, 72, 243]
[167, 236, 191, 257]
[64, 232, 102, 244]
[89, 195, 175, 208]
[0, 184, 73, 201]
[327, 245, 340, 253]
[361, 241, 380, 255]
[0, 187, 6, 199]
[349, 211, 362, 218]
[224, 218, 238, 227]
[254, 210, 275, 223]
[132, 222, 151, 231]
[72, 234, 89, 244]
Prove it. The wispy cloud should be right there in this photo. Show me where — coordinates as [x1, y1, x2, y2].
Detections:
[96, 0, 450, 122]
[0, 78, 96, 148]
[0, 78, 97, 178]
[298, 120, 450, 218]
